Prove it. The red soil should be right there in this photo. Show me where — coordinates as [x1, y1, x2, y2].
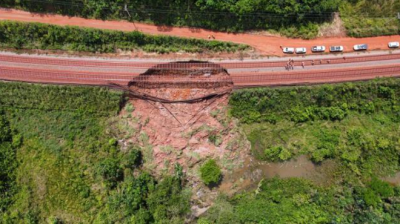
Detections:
[1, 8, 400, 56]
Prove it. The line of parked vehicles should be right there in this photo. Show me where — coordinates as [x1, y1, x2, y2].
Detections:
[283, 42, 399, 54]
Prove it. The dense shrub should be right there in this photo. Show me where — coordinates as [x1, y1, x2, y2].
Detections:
[200, 159, 222, 186]
[369, 177, 394, 198]
[97, 158, 123, 187]
[202, 178, 400, 223]
[340, 0, 400, 37]
[147, 176, 190, 222]
[263, 146, 292, 162]
[0, 21, 248, 54]
[230, 78, 400, 124]
[0, 112, 11, 142]
[125, 146, 142, 168]
[0, 82, 123, 116]
[0, 81, 190, 223]
[0, 112, 17, 212]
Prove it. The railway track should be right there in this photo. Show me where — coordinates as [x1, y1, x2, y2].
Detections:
[2, 52, 400, 69]
[0, 53, 400, 87]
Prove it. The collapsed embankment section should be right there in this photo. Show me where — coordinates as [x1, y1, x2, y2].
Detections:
[114, 61, 250, 210]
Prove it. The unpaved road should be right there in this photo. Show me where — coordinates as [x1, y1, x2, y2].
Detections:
[1, 8, 400, 56]
[1, 52, 400, 87]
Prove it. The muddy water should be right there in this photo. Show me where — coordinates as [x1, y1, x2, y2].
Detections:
[219, 155, 336, 195]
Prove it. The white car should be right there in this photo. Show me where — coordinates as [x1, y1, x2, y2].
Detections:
[311, 46, 326, 52]
[353, 44, 368, 51]
[330, 46, 344, 52]
[295, 47, 307, 54]
[388, 42, 399, 48]
[283, 47, 295, 54]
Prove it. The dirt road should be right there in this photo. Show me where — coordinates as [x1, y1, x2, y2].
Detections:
[1, 8, 400, 56]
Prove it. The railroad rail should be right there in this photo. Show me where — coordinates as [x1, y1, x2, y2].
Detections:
[2, 52, 400, 70]
[0, 53, 400, 88]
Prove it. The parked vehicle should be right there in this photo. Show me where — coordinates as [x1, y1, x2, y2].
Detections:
[353, 44, 368, 51]
[283, 47, 295, 54]
[311, 46, 325, 52]
[330, 46, 343, 52]
[388, 42, 399, 48]
[295, 47, 307, 54]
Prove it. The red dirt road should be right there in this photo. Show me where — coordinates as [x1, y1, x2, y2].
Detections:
[1, 8, 400, 56]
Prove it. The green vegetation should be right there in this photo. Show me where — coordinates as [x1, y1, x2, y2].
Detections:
[0, 110, 17, 212]
[220, 78, 400, 223]
[0, 21, 248, 54]
[201, 177, 400, 223]
[2, 78, 400, 222]
[340, 0, 400, 37]
[0, 82, 190, 223]
[230, 78, 400, 124]
[200, 159, 222, 186]
[231, 78, 400, 175]
[1, 0, 339, 39]
[4, 0, 400, 38]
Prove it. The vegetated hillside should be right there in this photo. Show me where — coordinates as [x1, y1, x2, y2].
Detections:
[1, 0, 340, 39]
[214, 78, 400, 223]
[0, 82, 190, 223]
[0, 21, 248, 54]
[340, 0, 400, 37]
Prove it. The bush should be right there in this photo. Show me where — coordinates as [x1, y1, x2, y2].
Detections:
[311, 148, 332, 163]
[208, 134, 223, 146]
[363, 188, 380, 207]
[369, 177, 394, 198]
[200, 159, 222, 186]
[97, 158, 123, 187]
[264, 146, 293, 162]
[126, 146, 142, 168]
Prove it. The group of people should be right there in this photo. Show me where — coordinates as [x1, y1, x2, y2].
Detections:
[280, 52, 347, 71]
[285, 59, 295, 70]
[285, 59, 328, 70]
